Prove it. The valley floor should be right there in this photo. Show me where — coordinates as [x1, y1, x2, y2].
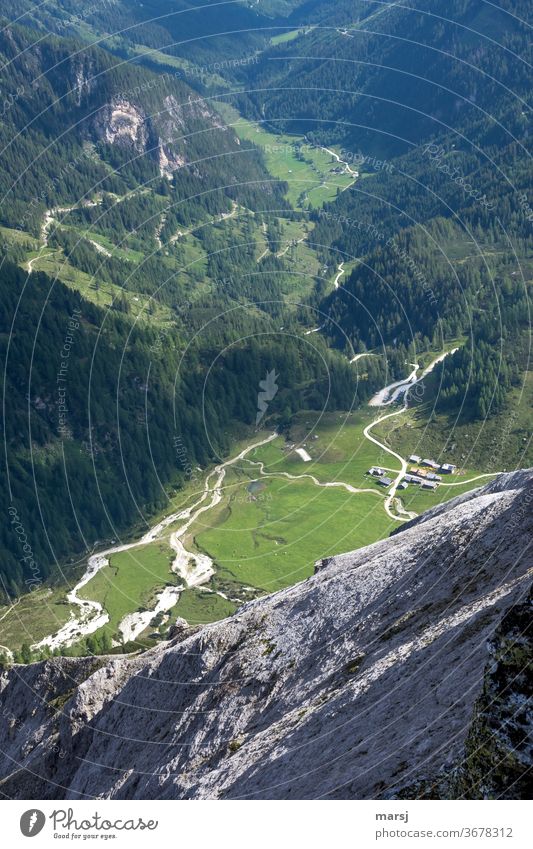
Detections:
[0, 354, 499, 658]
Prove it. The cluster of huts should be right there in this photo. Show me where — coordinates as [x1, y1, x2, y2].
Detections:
[367, 468, 393, 488]
[368, 455, 456, 491]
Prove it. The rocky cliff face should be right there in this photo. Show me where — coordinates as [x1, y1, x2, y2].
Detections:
[0, 471, 531, 800]
[95, 100, 149, 150]
[92, 93, 224, 177]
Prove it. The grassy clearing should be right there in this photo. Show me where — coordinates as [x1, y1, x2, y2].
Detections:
[192, 463, 392, 594]
[215, 104, 354, 208]
[80, 541, 177, 639]
[63, 224, 146, 265]
[1, 392, 505, 650]
[0, 587, 75, 651]
[271, 29, 305, 45]
[170, 588, 237, 626]
[259, 218, 325, 299]
[250, 408, 496, 512]
[277, 240, 324, 299]
[251, 410, 400, 488]
[21, 246, 175, 325]
[0, 224, 38, 248]
[125, 43, 231, 88]
[167, 232, 208, 279]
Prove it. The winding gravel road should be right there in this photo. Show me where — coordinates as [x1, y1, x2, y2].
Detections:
[364, 350, 461, 519]
[320, 146, 358, 185]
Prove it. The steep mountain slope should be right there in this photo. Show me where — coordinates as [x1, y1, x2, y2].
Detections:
[0, 470, 531, 799]
[4, 0, 271, 66]
[0, 22, 280, 234]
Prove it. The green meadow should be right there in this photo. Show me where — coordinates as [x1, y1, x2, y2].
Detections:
[79, 542, 177, 639]
[194, 469, 392, 594]
[0, 586, 75, 650]
[170, 588, 237, 627]
[271, 29, 306, 46]
[1, 401, 500, 653]
[244, 410, 494, 521]
[215, 103, 355, 208]
[249, 410, 401, 488]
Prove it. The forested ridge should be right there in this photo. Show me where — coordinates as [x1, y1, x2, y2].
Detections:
[254, 0, 532, 425]
[239, 0, 532, 153]
[4, 0, 272, 66]
[312, 132, 531, 416]
[0, 22, 284, 235]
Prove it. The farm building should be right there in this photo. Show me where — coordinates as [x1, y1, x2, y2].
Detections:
[426, 473, 442, 481]
[408, 454, 421, 463]
[422, 481, 438, 490]
[422, 459, 440, 469]
[368, 467, 386, 476]
[440, 463, 457, 474]
[404, 474, 423, 484]
[397, 481, 408, 490]
[378, 477, 393, 487]
[410, 467, 428, 477]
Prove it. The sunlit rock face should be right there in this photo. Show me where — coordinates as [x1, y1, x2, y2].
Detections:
[0, 470, 531, 800]
[95, 100, 149, 149]
[93, 95, 201, 177]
